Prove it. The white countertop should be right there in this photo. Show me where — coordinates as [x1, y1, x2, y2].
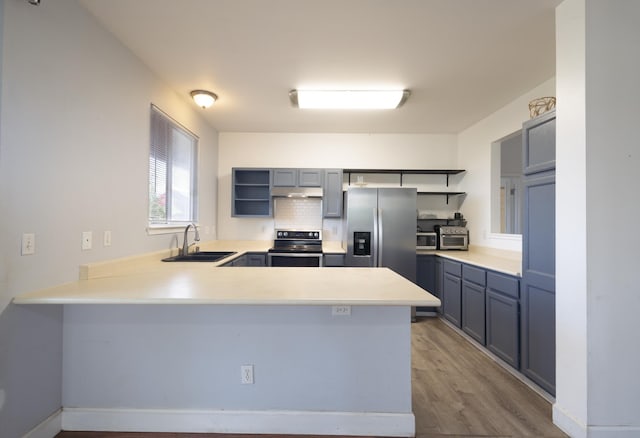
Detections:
[417, 246, 522, 277]
[13, 239, 520, 306]
[13, 266, 440, 306]
[14, 240, 437, 306]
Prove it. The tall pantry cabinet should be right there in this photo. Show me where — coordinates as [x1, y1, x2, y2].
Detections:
[521, 109, 556, 395]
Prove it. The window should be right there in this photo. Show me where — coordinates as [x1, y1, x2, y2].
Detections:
[149, 105, 198, 226]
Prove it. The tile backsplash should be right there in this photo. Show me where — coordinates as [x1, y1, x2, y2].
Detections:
[274, 198, 322, 230]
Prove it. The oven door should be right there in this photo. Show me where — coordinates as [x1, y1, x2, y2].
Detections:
[267, 252, 323, 267]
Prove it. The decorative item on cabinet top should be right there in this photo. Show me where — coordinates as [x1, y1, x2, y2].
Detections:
[528, 96, 556, 118]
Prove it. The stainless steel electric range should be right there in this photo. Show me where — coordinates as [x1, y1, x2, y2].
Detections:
[267, 229, 323, 267]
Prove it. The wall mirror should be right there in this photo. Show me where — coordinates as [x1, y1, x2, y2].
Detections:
[490, 129, 523, 235]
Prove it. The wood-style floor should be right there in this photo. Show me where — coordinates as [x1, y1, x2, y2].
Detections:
[55, 317, 567, 438]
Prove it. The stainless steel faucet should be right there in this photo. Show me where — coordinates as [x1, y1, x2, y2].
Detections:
[181, 223, 200, 255]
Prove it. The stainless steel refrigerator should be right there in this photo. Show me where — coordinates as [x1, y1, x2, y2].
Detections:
[343, 187, 417, 283]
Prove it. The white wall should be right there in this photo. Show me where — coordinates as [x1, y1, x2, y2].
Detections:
[554, 0, 587, 435]
[457, 78, 556, 252]
[0, 0, 218, 304]
[554, 1, 640, 436]
[217, 133, 458, 240]
[0, 0, 218, 436]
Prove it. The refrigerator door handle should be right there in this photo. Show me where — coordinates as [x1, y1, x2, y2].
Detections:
[372, 207, 379, 267]
[378, 208, 383, 267]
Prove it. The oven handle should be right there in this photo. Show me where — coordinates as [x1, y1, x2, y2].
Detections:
[268, 253, 323, 258]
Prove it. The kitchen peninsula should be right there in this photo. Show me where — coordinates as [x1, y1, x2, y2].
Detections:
[13, 246, 439, 437]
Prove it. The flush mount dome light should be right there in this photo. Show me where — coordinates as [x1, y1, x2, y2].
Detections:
[289, 89, 410, 110]
[190, 90, 218, 109]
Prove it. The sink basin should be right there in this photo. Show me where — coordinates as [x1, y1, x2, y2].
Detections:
[162, 251, 237, 263]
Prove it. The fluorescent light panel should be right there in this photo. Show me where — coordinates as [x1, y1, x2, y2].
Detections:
[291, 89, 409, 109]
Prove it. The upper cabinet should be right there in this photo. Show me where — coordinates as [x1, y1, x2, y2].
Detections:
[272, 168, 298, 187]
[299, 169, 324, 187]
[323, 169, 343, 218]
[523, 109, 556, 175]
[272, 168, 324, 187]
[232, 168, 272, 217]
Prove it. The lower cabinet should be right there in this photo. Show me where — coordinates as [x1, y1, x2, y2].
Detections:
[442, 260, 462, 327]
[486, 272, 520, 369]
[416, 254, 437, 313]
[435, 257, 443, 315]
[220, 252, 267, 267]
[462, 264, 486, 345]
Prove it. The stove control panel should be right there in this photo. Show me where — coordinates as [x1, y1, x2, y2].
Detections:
[275, 230, 321, 240]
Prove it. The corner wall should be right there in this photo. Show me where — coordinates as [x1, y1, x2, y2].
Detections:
[0, 1, 218, 436]
[554, 0, 640, 436]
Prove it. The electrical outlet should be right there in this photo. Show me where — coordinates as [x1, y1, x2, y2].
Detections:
[332, 305, 352, 316]
[241, 365, 254, 384]
[103, 230, 112, 247]
[21, 233, 35, 255]
[81, 231, 92, 250]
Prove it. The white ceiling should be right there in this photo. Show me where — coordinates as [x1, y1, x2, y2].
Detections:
[79, 0, 561, 134]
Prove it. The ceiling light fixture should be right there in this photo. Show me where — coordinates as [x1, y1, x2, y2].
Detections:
[289, 89, 410, 110]
[190, 90, 218, 109]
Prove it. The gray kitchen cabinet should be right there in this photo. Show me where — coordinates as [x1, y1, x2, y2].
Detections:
[322, 169, 343, 218]
[232, 168, 272, 217]
[323, 253, 345, 267]
[523, 109, 555, 175]
[435, 257, 444, 315]
[416, 255, 436, 294]
[486, 271, 520, 369]
[521, 109, 556, 396]
[462, 264, 486, 345]
[245, 252, 267, 266]
[273, 168, 324, 188]
[220, 252, 267, 267]
[219, 256, 242, 267]
[442, 260, 462, 327]
[416, 254, 437, 313]
[299, 169, 324, 187]
[272, 168, 298, 187]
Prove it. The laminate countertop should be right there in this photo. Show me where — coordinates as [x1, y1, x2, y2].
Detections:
[417, 246, 522, 277]
[13, 240, 439, 307]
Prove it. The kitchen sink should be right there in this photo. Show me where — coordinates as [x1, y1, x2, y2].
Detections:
[162, 251, 237, 263]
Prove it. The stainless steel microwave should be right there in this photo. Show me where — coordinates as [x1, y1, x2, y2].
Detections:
[416, 232, 437, 250]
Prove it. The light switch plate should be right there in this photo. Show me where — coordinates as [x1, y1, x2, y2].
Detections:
[21, 233, 35, 255]
[103, 230, 112, 247]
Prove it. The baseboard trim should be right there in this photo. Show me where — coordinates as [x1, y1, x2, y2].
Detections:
[552, 404, 587, 438]
[553, 404, 640, 438]
[62, 407, 415, 437]
[23, 409, 62, 438]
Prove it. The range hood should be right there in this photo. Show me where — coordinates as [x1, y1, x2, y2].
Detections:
[270, 186, 323, 198]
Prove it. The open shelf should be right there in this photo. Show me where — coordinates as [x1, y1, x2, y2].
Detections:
[343, 169, 465, 187]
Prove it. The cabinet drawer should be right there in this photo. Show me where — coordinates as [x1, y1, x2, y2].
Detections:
[443, 260, 462, 277]
[487, 271, 519, 299]
[463, 264, 486, 286]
